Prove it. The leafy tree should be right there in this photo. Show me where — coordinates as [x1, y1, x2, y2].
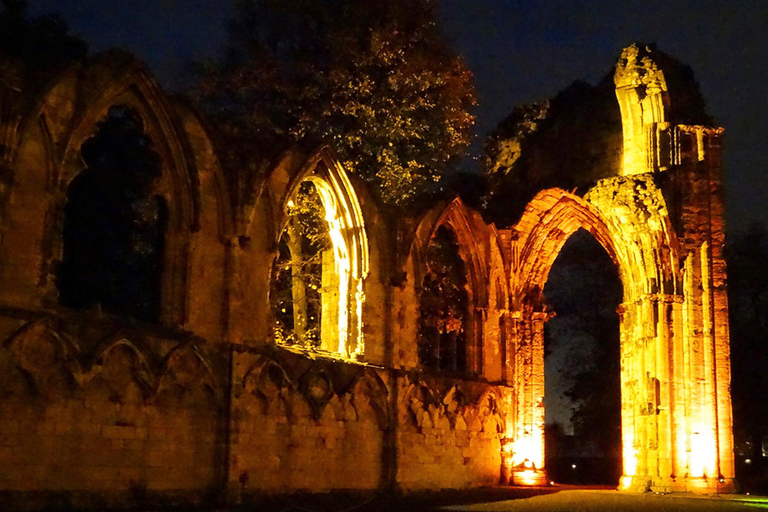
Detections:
[58, 106, 166, 322]
[418, 225, 469, 372]
[192, 0, 475, 206]
[270, 181, 331, 348]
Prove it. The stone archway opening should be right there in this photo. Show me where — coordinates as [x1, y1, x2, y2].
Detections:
[542, 228, 623, 485]
[506, 188, 650, 489]
[508, 175, 734, 492]
[270, 180, 331, 351]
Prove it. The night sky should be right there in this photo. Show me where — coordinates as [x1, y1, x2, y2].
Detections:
[28, 0, 768, 230]
[25, 0, 768, 429]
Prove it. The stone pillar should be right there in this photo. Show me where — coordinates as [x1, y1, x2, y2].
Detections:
[612, 44, 735, 492]
[320, 246, 340, 352]
[705, 130, 736, 486]
[618, 294, 680, 492]
[507, 301, 548, 485]
[614, 44, 670, 177]
[669, 125, 735, 492]
[472, 306, 486, 374]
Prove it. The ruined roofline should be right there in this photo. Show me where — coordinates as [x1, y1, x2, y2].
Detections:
[615, 42, 711, 126]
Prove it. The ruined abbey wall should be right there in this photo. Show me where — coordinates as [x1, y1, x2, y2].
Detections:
[0, 53, 512, 509]
[0, 44, 736, 508]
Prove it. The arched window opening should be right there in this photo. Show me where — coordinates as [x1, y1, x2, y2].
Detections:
[270, 172, 367, 360]
[57, 105, 167, 322]
[418, 225, 470, 373]
[542, 228, 622, 485]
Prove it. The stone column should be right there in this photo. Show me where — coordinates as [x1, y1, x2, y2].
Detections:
[671, 125, 735, 492]
[618, 294, 680, 492]
[507, 301, 549, 485]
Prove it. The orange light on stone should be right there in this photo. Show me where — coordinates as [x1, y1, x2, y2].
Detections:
[505, 45, 736, 494]
[513, 469, 541, 486]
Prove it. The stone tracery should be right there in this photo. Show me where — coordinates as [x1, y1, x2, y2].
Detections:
[270, 151, 369, 359]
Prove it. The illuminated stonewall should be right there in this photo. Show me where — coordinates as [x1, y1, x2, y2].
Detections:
[0, 43, 733, 508]
[503, 44, 734, 492]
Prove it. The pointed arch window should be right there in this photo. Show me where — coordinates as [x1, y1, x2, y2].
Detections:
[57, 106, 167, 322]
[269, 157, 368, 360]
[418, 225, 470, 373]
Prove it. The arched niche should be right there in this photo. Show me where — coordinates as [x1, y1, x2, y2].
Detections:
[169, 99, 234, 340]
[486, 228, 510, 383]
[268, 147, 369, 360]
[58, 105, 167, 321]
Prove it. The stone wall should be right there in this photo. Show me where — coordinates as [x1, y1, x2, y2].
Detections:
[0, 312, 510, 508]
[0, 314, 221, 508]
[0, 51, 512, 507]
[0, 43, 737, 508]
[228, 349, 388, 493]
[395, 375, 507, 490]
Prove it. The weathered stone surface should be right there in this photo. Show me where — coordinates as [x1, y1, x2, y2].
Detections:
[0, 43, 734, 509]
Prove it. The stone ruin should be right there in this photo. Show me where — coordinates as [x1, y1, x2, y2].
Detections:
[0, 44, 734, 508]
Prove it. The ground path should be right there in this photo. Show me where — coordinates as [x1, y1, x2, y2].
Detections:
[442, 489, 768, 511]
[243, 486, 768, 512]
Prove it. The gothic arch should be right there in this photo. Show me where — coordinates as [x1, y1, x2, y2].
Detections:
[408, 198, 493, 375]
[506, 175, 735, 493]
[259, 145, 370, 360]
[55, 67, 195, 325]
[411, 198, 489, 309]
[156, 343, 221, 407]
[348, 369, 390, 429]
[89, 337, 155, 376]
[84, 338, 156, 402]
[512, 188, 622, 305]
[3, 320, 82, 397]
[4, 55, 202, 325]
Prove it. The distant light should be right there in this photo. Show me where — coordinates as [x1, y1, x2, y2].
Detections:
[550, 481, 554, 485]
[746, 459, 752, 464]
[571, 464, 577, 469]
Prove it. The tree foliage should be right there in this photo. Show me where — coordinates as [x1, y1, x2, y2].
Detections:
[192, 0, 475, 206]
[0, 0, 87, 80]
[58, 106, 166, 322]
[270, 181, 331, 348]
